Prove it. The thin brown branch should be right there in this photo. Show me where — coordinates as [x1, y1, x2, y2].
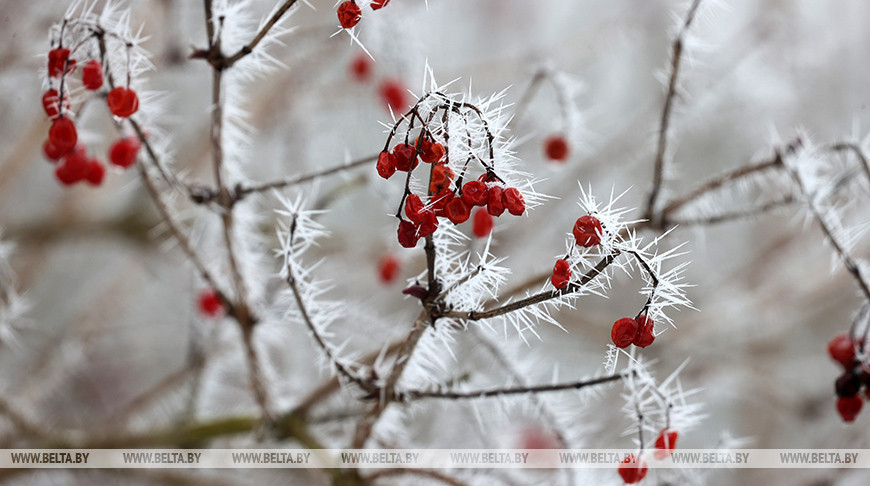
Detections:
[827, 141, 870, 185]
[668, 194, 795, 226]
[394, 373, 623, 401]
[225, 0, 300, 67]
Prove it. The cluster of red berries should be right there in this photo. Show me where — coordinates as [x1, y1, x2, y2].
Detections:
[43, 47, 141, 186]
[611, 315, 656, 349]
[827, 333, 870, 422]
[617, 429, 679, 483]
[348, 53, 409, 113]
[550, 215, 603, 289]
[543, 134, 570, 162]
[337, 0, 390, 30]
[197, 288, 224, 318]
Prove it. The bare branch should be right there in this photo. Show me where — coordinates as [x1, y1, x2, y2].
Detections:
[394, 373, 623, 401]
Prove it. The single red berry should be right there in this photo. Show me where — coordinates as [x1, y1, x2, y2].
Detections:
[828, 333, 856, 369]
[573, 215, 603, 247]
[417, 210, 439, 237]
[85, 159, 106, 186]
[654, 429, 679, 459]
[379, 78, 408, 113]
[107, 87, 139, 118]
[461, 180, 489, 206]
[54, 146, 88, 186]
[420, 141, 445, 164]
[405, 194, 425, 223]
[611, 317, 639, 348]
[376, 151, 397, 179]
[108, 137, 141, 169]
[397, 220, 419, 248]
[197, 288, 224, 318]
[43, 139, 65, 162]
[837, 395, 863, 423]
[49, 117, 78, 154]
[472, 208, 493, 238]
[349, 53, 372, 82]
[429, 164, 454, 194]
[48, 48, 75, 77]
[503, 187, 525, 216]
[633, 315, 655, 348]
[41, 89, 67, 119]
[517, 426, 561, 450]
[378, 254, 401, 284]
[393, 143, 418, 172]
[544, 135, 570, 161]
[81, 60, 104, 90]
[487, 186, 506, 216]
[444, 197, 471, 224]
[337, 1, 362, 29]
[371, 0, 390, 10]
[618, 454, 648, 484]
[551, 259, 571, 289]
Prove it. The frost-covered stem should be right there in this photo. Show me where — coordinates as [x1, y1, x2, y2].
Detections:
[507, 69, 545, 130]
[393, 373, 624, 401]
[668, 195, 796, 226]
[241, 326, 275, 424]
[224, 0, 299, 67]
[644, 0, 704, 222]
[827, 142, 870, 184]
[364, 468, 469, 486]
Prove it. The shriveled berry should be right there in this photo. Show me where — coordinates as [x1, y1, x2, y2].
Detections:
[379, 79, 408, 113]
[109, 137, 141, 169]
[197, 288, 224, 318]
[376, 151, 397, 179]
[551, 259, 571, 289]
[618, 454, 648, 484]
[573, 215, 602, 247]
[544, 135, 569, 161]
[371, 0, 390, 10]
[405, 194, 425, 223]
[429, 164, 454, 194]
[417, 210, 438, 237]
[107, 87, 139, 117]
[397, 220, 419, 248]
[611, 317, 639, 348]
[337, 1, 362, 29]
[828, 333, 856, 369]
[503, 187, 525, 216]
[472, 207, 493, 238]
[378, 254, 400, 284]
[633, 315, 655, 348]
[654, 429, 679, 460]
[49, 117, 78, 154]
[81, 60, 103, 90]
[836, 371, 861, 398]
[487, 186, 506, 216]
[393, 143, 418, 172]
[349, 53, 371, 82]
[48, 48, 75, 77]
[42, 89, 67, 119]
[402, 285, 428, 299]
[837, 395, 863, 422]
[461, 180, 489, 206]
[444, 197, 471, 224]
[431, 189, 455, 216]
[420, 141, 445, 164]
[43, 139, 65, 162]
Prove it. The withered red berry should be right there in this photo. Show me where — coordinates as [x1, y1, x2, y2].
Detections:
[417, 210, 438, 237]
[405, 194, 425, 223]
[82, 60, 104, 90]
[552, 259, 571, 289]
[48, 48, 75, 77]
[49, 117, 78, 154]
[618, 455, 648, 484]
[107, 87, 139, 117]
[611, 317, 639, 348]
[472, 207, 493, 238]
[429, 164, 454, 194]
[487, 186, 506, 216]
[444, 197, 471, 224]
[633, 315, 655, 348]
[85, 159, 106, 186]
[371, 0, 390, 10]
[461, 180, 489, 206]
[376, 151, 397, 179]
[573, 215, 602, 247]
[197, 288, 224, 318]
[379, 78, 408, 113]
[654, 429, 679, 459]
[503, 187, 525, 216]
[378, 254, 400, 284]
[42, 89, 67, 119]
[349, 53, 371, 82]
[837, 395, 863, 423]
[43, 139, 65, 162]
[397, 220, 419, 248]
[836, 371, 861, 398]
[337, 1, 362, 29]
[393, 143, 418, 172]
[431, 189, 455, 216]
[544, 135, 569, 161]
[420, 141, 445, 164]
[109, 137, 141, 169]
[828, 333, 856, 369]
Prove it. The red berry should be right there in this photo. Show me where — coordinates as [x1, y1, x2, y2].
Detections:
[573, 215, 602, 247]
[472, 207, 493, 238]
[503, 187, 525, 216]
[371, 0, 390, 10]
[611, 317, 639, 348]
[337, 1, 362, 29]
[48, 48, 75, 77]
[376, 151, 397, 179]
[393, 143, 418, 172]
[108, 137, 141, 169]
[461, 180, 489, 206]
[444, 197, 471, 224]
[197, 288, 224, 318]
[349, 53, 371, 82]
[551, 259, 571, 289]
[429, 164, 454, 194]
[379, 78, 408, 113]
[43, 139, 65, 162]
[836, 371, 861, 398]
[654, 429, 679, 459]
[85, 159, 106, 186]
[431, 189, 455, 216]
[378, 254, 401, 284]
[417, 210, 438, 237]
[55, 146, 88, 186]
[81, 60, 104, 90]
[405, 194, 425, 223]
[617, 454, 648, 484]
[633, 315, 655, 348]
[837, 395, 863, 423]
[107, 87, 139, 118]
[487, 186, 506, 216]
[420, 141, 445, 164]
[828, 333, 856, 369]
[544, 135, 569, 161]
[41, 89, 67, 119]
[49, 117, 78, 154]
[397, 220, 419, 248]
